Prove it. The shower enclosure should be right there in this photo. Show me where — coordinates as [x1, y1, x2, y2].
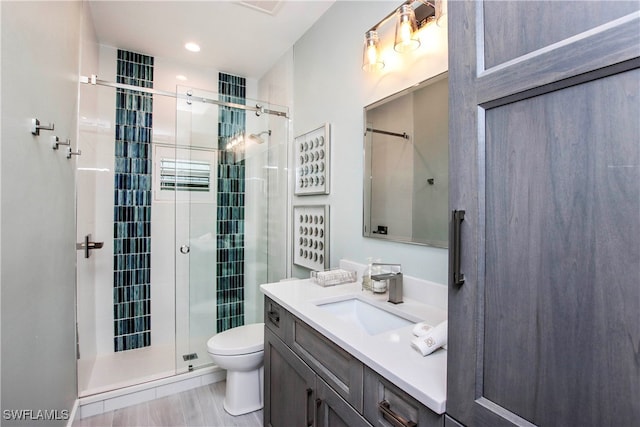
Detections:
[76, 77, 288, 396]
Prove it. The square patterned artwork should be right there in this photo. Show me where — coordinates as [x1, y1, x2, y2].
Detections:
[294, 123, 330, 195]
[293, 205, 329, 270]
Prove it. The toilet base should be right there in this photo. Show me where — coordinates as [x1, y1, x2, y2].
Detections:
[223, 366, 264, 416]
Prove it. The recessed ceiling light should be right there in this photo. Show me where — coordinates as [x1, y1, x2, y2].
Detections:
[185, 42, 200, 52]
[176, 75, 188, 81]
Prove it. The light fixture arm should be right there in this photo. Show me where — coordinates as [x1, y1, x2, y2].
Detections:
[366, 0, 435, 32]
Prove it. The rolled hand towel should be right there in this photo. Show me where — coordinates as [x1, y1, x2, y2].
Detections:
[411, 320, 447, 356]
[412, 321, 433, 337]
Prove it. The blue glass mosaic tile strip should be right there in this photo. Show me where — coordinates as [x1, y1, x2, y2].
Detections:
[114, 332, 151, 353]
[216, 73, 246, 333]
[113, 49, 154, 352]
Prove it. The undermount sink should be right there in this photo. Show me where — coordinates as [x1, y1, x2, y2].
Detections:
[316, 297, 413, 335]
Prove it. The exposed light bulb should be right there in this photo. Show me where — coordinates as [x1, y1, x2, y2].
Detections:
[362, 30, 384, 71]
[367, 44, 379, 67]
[394, 4, 420, 53]
[399, 19, 412, 45]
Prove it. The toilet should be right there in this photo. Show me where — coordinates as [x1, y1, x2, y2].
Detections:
[206, 323, 265, 416]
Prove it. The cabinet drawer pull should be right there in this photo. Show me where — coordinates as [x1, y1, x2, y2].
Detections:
[267, 310, 280, 326]
[305, 388, 313, 427]
[450, 209, 465, 286]
[378, 400, 417, 427]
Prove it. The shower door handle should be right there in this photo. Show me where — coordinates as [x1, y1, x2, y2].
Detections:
[76, 234, 104, 259]
[180, 245, 190, 254]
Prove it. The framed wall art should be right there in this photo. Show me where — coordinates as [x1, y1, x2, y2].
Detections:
[293, 204, 329, 270]
[294, 123, 330, 195]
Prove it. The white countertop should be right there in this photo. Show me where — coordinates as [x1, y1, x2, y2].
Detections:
[260, 278, 448, 414]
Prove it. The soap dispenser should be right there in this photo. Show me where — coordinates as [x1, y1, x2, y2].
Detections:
[362, 257, 373, 292]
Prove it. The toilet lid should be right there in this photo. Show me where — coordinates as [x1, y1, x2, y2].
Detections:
[207, 323, 264, 356]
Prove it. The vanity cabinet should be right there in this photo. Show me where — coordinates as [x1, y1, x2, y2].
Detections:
[264, 296, 443, 427]
[447, 1, 640, 426]
[264, 322, 368, 427]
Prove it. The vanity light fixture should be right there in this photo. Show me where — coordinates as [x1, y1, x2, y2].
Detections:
[394, 4, 420, 53]
[362, 0, 445, 72]
[362, 30, 385, 71]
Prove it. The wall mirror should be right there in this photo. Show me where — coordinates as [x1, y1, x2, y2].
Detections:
[363, 71, 448, 248]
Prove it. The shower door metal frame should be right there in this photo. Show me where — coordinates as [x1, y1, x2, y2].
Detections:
[80, 75, 289, 118]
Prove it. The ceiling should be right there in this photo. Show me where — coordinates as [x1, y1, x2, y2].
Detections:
[88, 1, 335, 80]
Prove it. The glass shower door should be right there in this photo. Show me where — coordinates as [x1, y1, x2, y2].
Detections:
[174, 86, 220, 372]
[174, 85, 289, 372]
[76, 76, 178, 397]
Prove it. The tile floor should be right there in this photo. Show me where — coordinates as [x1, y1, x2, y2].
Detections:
[73, 381, 263, 427]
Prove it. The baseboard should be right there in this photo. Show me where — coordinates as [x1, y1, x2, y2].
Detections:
[75, 366, 226, 420]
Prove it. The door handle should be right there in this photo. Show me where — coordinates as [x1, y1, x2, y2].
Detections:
[378, 400, 417, 427]
[305, 388, 314, 427]
[267, 310, 280, 327]
[180, 245, 190, 254]
[451, 210, 465, 286]
[76, 234, 104, 259]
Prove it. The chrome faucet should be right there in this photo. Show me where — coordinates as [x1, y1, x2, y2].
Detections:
[370, 263, 403, 304]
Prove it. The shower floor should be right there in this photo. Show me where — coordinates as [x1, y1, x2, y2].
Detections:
[78, 344, 176, 397]
[78, 338, 214, 397]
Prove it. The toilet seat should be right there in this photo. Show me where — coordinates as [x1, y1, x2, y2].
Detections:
[207, 322, 264, 356]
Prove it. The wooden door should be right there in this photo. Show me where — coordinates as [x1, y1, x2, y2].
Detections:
[447, 1, 640, 426]
[264, 329, 316, 427]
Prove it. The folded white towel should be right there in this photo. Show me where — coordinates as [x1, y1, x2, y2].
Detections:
[411, 321, 447, 356]
[412, 321, 433, 337]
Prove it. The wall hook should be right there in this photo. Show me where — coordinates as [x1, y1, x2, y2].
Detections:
[51, 136, 71, 150]
[66, 147, 82, 159]
[31, 118, 55, 135]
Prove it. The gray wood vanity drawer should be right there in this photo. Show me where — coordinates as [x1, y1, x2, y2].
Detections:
[364, 366, 443, 427]
[264, 297, 287, 342]
[289, 315, 364, 411]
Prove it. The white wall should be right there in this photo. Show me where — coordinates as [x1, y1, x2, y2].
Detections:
[291, 1, 449, 284]
[1, 1, 82, 423]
